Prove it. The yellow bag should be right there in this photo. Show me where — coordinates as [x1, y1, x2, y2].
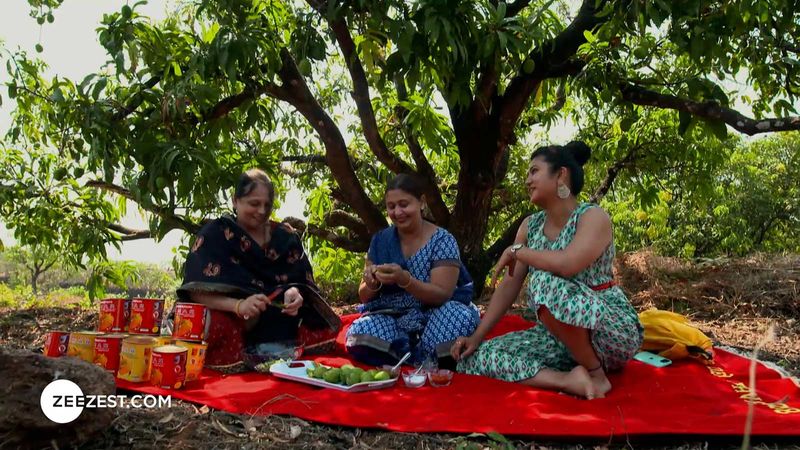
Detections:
[638, 309, 714, 364]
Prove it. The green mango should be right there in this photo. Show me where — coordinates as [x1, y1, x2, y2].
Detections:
[345, 372, 361, 386]
[360, 371, 375, 383]
[323, 368, 341, 384]
[373, 370, 390, 381]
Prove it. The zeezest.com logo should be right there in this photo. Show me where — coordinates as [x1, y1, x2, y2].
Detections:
[40, 379, 171, 424]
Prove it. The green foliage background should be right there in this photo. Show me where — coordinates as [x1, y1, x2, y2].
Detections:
[1, 0, 799, 299]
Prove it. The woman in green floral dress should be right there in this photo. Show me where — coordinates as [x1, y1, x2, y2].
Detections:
[452, 141, 643, 399]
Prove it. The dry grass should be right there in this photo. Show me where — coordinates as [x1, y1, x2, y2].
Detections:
[615, 250, 800, 375]
[1, 250, 799, 449]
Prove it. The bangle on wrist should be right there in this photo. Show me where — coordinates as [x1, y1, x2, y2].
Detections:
[397, 272, 413, 289]
[234, 299, 244, 317]
[365, 281, 382, 292]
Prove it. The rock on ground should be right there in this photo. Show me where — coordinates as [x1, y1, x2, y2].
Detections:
[0, 348, 115, 449]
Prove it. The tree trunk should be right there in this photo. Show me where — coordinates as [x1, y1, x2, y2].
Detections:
[449, 110, 505, 298]
[31, 267, 41, 294]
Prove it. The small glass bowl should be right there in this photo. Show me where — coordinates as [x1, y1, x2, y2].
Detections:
[401, 369, 426, 388]
[427, 369, 453, 387]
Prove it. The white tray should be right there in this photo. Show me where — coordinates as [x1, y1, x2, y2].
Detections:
[269, 360, 398, 392]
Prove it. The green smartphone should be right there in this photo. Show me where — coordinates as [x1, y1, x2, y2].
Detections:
[633, 351, 672, 368]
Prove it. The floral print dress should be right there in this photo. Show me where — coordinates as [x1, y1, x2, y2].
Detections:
[457, 203, 643, 382]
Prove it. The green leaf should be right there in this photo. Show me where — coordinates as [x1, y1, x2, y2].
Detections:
[678, 111, 693, 136]
[620, 116, 635, 132]
[486, 431, 509, 443]
[532, 81, 543, 106]
[52, 86, 64, 103]
[92, 77, 107, 100]
[496, 2, 507, 20]
[704, 119, 728, 141]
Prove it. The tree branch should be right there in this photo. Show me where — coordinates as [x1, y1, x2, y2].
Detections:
[619, 83, 800, 135]
[84, 180, 200, 233]
[486, 211, 533, 260]
[323, 210, 369, 239]
[393, 76, 451, 226]
[507, 0, 534, 17]
[40, 259, 57, 273]
[497, 0, 607, 145]
[282, 216, 370, 253]
[111, 75, 161, 121]
[268, 49, 387, 233]
[589, 147, 638, 203]
[202, 82, 287, 122]
[282, 155, 327, 164]
[309, 1, 414, 174]
[106, 223, 153, 241]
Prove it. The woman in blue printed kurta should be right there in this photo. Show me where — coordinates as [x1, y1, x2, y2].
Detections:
[346, 174, 479, 366]
[452, 141, 643, 399]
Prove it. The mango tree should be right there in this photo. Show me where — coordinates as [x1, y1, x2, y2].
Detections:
[2, 0, 799, 293]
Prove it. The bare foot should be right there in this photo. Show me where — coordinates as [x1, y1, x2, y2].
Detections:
[589, 371, 612, 398]
[561, 366, 598, 399]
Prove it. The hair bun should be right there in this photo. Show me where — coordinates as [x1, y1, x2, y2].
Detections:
[565, 141, 591, 166]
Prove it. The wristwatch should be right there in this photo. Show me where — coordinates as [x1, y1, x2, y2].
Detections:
[510, 243, 524, 259]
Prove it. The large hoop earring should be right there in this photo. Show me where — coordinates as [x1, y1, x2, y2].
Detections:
[557, 182, 571, 199]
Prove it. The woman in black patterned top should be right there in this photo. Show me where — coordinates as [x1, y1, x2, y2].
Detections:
[177, 169, 340, 369]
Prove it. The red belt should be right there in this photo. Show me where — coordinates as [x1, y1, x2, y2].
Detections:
[590, 280, 617, 291]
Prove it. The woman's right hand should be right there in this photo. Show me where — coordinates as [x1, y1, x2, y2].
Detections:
[450, 334, 481, 361]
[236, 294, 269, 320]
[362, 264, 380, 290]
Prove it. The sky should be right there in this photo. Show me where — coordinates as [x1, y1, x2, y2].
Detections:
[0, 0, 307, 264]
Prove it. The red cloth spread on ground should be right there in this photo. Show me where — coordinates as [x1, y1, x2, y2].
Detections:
[117, 314, 800, 437]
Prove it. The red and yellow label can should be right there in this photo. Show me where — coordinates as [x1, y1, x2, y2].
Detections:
[94, 333, 127, 374]
[43, 331, 70, 357]
[150, 345, 188, 389]
[129, 298, 164, 335]
[172, 303, 208, 341]
[174, 340, 207, 382]
[66, 331, 103, 363]
[118, 336, 158, 382]
[154, 336, 173, 346]
[98, 298, 130, 332]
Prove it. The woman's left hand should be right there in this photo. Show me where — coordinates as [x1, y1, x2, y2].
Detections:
[282, 287, 303, 316]
[374, 263, 410, 286]
[491, 246, 518, 288]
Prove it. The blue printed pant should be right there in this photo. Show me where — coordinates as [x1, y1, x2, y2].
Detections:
[345, 301, 480, 365]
